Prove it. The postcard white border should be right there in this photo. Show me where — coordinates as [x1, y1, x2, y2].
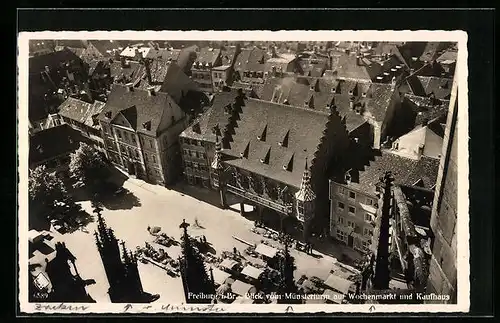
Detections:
[18, 30, 469, 314]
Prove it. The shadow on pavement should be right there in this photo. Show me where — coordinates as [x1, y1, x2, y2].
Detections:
[100, 190, 142, 210]
[170, 182, 242, 210]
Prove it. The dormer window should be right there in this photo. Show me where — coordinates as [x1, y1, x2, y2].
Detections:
[142, 120, 152, 131]
[37, 145, 43, 154]
[282, 151, 294, 171]
[362, 92, 367, 98]
[260, 146, 271, 164]
[240, 140, 249, 159]
[257, 124, 267, 141]
[278, 129, 290, 147]
[104, 111, 112, 119]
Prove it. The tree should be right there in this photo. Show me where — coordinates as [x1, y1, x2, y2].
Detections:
[69, 142, 111, 195]
[29, 165, 69, 226]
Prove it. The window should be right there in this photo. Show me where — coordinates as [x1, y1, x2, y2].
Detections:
[365, 213, 372, 222]
[124, 132, 129, 142]
[152, 155, 157, 163]
[362, 240, 371, 249]
[364, 228, 374, 236]
[338, 216, 345, 225]
[336, 229, 347, 242]
[201, 152, 206, 158]
[338, 186, 346, 195]
[366, 198, 373, 205]
[297, 201, 304, 215]
[183, 149, 189, 156]
[337, 202, 345, 210]
[347, 220, 355, 229]
[348, 206, 356, 215]
[149, 139, 154, 149]
[132, 135, 136, 144]
[117, 130, 122, 139]
[135, 150, 139, 158]
[349, 191, 356, 200]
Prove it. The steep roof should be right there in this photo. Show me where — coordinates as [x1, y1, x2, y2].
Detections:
[436, 49, 458, 63]
[194, 47, 221, 66]
[98, 84, 180, 136]
[221, 46, 239, 65]
[234, 47, 267, 71]
[29, 49, 82, 75]
[58, 97, 105, 129]
[341, 148, 440, 195]
[29, 124, 85, 166]
[223, 98, 330, 188]
[417, 76, 453, 100]
[145, 48, 181, 61]
[88, 40, 126, 57]
[336, 53, 383, 82]
[109, 61, 144, 82]
[180, 90, 240, 142]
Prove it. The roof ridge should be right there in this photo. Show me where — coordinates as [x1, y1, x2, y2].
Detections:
[247, 98, 330, 116]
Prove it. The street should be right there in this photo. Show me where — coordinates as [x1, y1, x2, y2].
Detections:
[57, 171, 362, 303]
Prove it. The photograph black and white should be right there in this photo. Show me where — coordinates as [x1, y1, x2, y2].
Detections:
[18, 32, 468, 313]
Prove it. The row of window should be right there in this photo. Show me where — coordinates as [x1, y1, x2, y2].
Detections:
[197, 82, 213, 89]
[243, 71, 264, 79]
[103, 125, 161, 150]
[337, 202, 375, 222]
[337, 186, 374, 205]
[184, 161, 208, 172]
[213, 72, 225, 79]
[186, 174, 210, 187]
[183, 149, 207, 159]
[193, 72, 211, 80]
[180, 138, 204, 147]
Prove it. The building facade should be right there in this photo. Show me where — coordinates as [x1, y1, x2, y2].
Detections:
[58, 97, 106, 153]
[179, 90, 245, 187]
[190, 47, 222, 93]
[426, 82, 458, 303]
[211, 98, 350, 237]
[98, 84, 188, 186]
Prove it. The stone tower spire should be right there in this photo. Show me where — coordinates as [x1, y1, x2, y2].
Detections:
[211, 134, 227, 208]
[295, 157, 316, 202]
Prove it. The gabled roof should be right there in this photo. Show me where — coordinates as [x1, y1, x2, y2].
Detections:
[336, 53, 383, 82]
[419, 42, 449, 62]
[58, 97, 105, 129]
[29, 124, 86, 166]
[88, 40, 127, 57]
[145, 48, 181, 61]
[109, 60, 144, 82]
[223, 98, 330, 188]
[417, 76, 453, 100]
[340, 148, 440, 195]
[436, 49, 458, 63]
[98, 84, 180, 136]
[221, 46, 239, 65]
[180, 90, 241, 142]
[234, 47, 267, 71]
[29, 49, 82, 75]
[194, 47, 221, 66]
[120, 46, 152, 59]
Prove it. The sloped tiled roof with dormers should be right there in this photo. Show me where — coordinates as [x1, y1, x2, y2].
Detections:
[193, 47, 221, 66]
[416, 76, 453, 100]
[339, 148, 440, 196]
[58, 97, 105, 129]
[223, 98, 330, 188]
[98, 84, 181, 136]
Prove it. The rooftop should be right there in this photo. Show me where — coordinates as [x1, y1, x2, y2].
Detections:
[29, 49, 82, 75]
[417, 76, 453, 100]
[98, 84, 181, 136]
[339, 148, 440, 196]
[58, 97, 106, 129]
[193, 47, 221, 66]
[223, 98, 330, 188]
[29, 124, 86, 166]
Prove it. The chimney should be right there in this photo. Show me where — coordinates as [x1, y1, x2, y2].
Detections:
[356, 55, 362, 66]
[349, 97, 354, 110]
[147, 87, 155, 96]
[120, 56, 127, 68]
[345, 169, 352, 184]
[144, 59, 152, 84]
[44, 65, 50, 73]
[126, 83, 134, 92]
[134, 48, 142, 61]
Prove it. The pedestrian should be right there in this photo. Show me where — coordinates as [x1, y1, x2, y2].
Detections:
[203, 235, 207, 243]
[233, 247, 238, 255]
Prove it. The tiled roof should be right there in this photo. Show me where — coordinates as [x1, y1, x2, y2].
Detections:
[436, 49, 458, 63]
[180, 90, 240, 142]
[223, 98, 330, 188]
[194, 47, 221, 66]
[132, 60, 172, 90]
[372, 43, 407, 67]
[55, 40, 86, 49]
[120, 46, 152, 59]
[336, 53, 383, 81]
[88, 40, 126, 57]
[145, 48, 181, 61]
[98, 84, 180, 136]
[417, 76, 453, 100]
[419, 42, 448, 62]
[343, 148, 439, 195]
[29, 49, 82, 75]
[58, 97, 105, 129]
[221, 46, 238, 65]
[234, 47, 267, 71]
[29, 124, 86, 166]
[109, 61, 144, 83]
